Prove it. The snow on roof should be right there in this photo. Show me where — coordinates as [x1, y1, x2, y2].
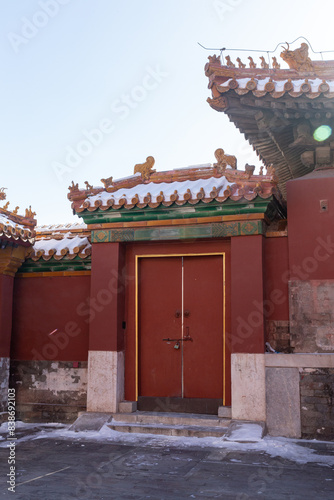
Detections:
[86, 175, 230, 208]
[36, 223, 87, 233]
[68, 160, 280, 215]
[29, 231, 91, 261]
[0, 213, 35, 244]
[216, 76, 334, 97]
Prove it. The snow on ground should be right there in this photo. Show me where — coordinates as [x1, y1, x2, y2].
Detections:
[1, 421, 334, 467]
[224, 422, 264, 443]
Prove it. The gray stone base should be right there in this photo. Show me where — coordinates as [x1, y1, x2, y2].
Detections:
[218, 406, 231, 418]
[119, 401, 137, 413]
[0, 357, 10, 412]
[10, 360, 87, 423]
[266, 367, 301, 438]
[16, 403, 86, 423]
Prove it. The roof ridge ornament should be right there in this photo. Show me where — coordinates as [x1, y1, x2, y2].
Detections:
[0, 188, 6, 200]
[84, 181, 93, 190]
[266, 164, 279, 183]
[260, 56, 269, 69]
[225, 55, 235, 68]
[208, 54, 220, 64]
[101, 176, 113, 189]
[272, 57, 280, 69]
[280, 42, 314, 72]
[25, 206, 36, 219]
[68, 181, 79, 193]
[214, 148, 237, 172]
[236, 57, 246, 68]
[248, 56, 256, 68]
[133, 156, 156, 181]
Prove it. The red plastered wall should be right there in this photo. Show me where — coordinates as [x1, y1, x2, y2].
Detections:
[11, 275, 90, 361]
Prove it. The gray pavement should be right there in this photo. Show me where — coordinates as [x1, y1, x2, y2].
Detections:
[0, 427, 333, 499]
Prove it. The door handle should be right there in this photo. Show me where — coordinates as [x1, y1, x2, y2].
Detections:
[184, 310, 190, 318]
[175, 310, 181, 318]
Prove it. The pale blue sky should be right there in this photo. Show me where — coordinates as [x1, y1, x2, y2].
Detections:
[1, 0, 334, 225]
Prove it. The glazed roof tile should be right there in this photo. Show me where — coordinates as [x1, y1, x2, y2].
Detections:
[0, 212, 36, 244]
[36, 222, 87, 235]
[217, 76, 334, 98]
[28, 230, 91, 261]
[0, 189, 37, 244]
[68, 156, 282, 215]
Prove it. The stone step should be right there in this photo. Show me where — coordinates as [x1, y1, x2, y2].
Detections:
[108, 421, 229, 438]
[111, 411, 231, 428]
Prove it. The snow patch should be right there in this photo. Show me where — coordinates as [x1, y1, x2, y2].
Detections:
[1, 421, 333, 467]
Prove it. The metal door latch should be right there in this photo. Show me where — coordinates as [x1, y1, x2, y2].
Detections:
[162, 336, 193, 343]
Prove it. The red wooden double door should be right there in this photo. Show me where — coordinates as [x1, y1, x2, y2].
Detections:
[138, 254, 225, 411]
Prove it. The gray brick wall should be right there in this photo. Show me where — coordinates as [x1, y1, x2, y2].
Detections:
[300, 368, 334, 440]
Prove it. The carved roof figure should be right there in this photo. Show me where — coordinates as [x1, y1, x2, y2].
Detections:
[84, 181, 93, 190]
[280, 42, 313, 72]
[214, 148, 237, 170]
[272, 57, 280, 69]
[236, 57, 246, 68]
[68, 181, 79, 193]
[134, 156, 156, 181]
[101, 176, 113, 189]
[248, 56, 256, 68]
[25, 206, 36, 219]
[260, 56, 269, 69]
[225, 55, 235, 68]
[208, 55, 220, 64]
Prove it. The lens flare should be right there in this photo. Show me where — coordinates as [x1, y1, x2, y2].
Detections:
[313, 125, 332, 142]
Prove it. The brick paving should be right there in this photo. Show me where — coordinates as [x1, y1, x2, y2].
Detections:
[0, 433, 333, 499]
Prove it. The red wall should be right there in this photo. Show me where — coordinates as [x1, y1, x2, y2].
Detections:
[88, 243, 126, 352]
[11, 276, 90, 361]
[0, 275, 14, 357]
[231, 235, 265, 353]
[287, 170, 334, 280]
[264, 237, 289, 321]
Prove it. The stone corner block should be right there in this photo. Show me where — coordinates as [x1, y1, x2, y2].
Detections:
[231, 353, 266, 422]
[119, 401, 137, 413]
[218, 406, 231, 418]
[266, 366, 301, 439]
